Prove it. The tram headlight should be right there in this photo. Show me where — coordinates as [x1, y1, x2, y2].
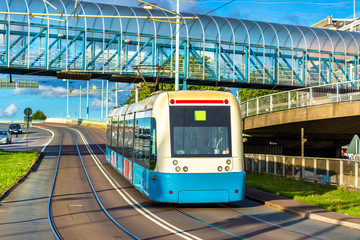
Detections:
[175, 166, 181, 172]
[226, 159, 231, 165]
[183, 166, 188, 172]
[225, 166, 230, 171]
[173, 160, 178, 165]
[217, 166, 223, 172]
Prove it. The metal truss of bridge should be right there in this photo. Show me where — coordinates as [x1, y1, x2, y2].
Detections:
[2, 0, 360, 89]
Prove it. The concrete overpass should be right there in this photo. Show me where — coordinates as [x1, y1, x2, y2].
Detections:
[241, 81, 360, 157]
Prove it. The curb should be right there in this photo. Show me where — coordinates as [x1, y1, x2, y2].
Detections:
[0, 151, 43, 201]
[245, 191, 360, 230]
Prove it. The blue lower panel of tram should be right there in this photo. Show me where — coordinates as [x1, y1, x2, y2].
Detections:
[107, 147, 245, 203]
[151, 171, 245, 203]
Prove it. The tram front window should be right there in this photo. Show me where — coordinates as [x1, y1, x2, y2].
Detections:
[170, 106, 231, 157]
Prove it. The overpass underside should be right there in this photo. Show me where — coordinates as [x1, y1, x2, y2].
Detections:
[243, 101, 360, 158]
[1, 0, 360, 89]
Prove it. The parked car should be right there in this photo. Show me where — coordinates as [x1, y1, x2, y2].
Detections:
[0, 130, 11, 144]
[8, 123, 22, 134]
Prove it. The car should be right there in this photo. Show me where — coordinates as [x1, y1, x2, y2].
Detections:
[0, 130, 11, 144]
[8, 123, 22, 134]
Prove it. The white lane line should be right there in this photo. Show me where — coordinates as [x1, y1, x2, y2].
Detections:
[69, 127, 202, 240]
[33, 126, 55, 153]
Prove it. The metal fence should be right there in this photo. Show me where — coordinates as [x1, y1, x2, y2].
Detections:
[244, 154, 360, 189]
[240, 80, 360, 118]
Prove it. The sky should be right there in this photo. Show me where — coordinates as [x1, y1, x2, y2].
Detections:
[1, 0, 359, 122]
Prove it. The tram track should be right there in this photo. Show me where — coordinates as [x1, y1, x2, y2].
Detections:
[47, 124, 341, 239]
[69, 126, 202, 240]
[47, 133, 63, 240]
[69, 125, 323, 239]
[48, 127, 140, 239]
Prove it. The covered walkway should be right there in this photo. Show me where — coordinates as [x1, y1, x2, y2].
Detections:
[1, 0, 360, 89]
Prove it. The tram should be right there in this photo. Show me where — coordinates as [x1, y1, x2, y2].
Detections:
[105, 90, 245, 203]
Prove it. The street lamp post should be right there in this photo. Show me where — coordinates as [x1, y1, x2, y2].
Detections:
[87, 81, 89, 119]
[79, 85, 82, 119]
[66, 79, 69, 118]
[106, 80, 109, 117]
[101, 80, 104, 120]
[175, 0, 180, 91]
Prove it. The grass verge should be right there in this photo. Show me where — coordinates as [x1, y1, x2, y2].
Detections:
[246, 172, 360, 218]
[0, 149, 39, 195]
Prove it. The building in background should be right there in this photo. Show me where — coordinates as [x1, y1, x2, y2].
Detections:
[312, 15, 360, 32]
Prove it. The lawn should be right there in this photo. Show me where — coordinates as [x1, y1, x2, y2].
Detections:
[0, 149, 39, 195]
[246, 172, 360, 218]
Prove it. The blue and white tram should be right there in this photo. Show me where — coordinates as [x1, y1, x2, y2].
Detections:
[106, 90, 245, 203]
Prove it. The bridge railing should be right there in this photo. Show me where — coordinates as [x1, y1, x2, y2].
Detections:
[240, 80, 360, 118]
[244, 153, 360, 189]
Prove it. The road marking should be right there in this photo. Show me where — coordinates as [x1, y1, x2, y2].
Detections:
[33, 126, 55, 152]
[70, 127, 202, 240]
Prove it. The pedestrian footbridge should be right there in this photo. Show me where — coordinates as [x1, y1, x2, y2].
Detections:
[1, 0, 360, 89]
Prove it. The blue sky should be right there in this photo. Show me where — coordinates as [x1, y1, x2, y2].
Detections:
[0, 0, 359, 122]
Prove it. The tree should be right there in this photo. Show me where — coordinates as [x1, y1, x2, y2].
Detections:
[238, 88, 279, 102]
[32, 110, 47, 120]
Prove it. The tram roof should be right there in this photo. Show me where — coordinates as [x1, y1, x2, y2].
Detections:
[5, 0, 358, 57]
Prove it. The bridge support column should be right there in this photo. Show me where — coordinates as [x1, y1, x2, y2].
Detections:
[182, 79, 187, 90]
[5, 23, 9, 65]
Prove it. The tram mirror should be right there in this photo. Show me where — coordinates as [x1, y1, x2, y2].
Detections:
[194, 110, 206, 121]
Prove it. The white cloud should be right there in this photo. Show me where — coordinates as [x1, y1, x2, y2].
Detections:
[91, 98, 116, 110]
[13, 85, 67, 98]
[0, 104, 19, 117]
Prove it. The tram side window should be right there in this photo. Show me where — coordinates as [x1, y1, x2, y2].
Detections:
[111, 119, 118, 149]
[106, 117, 112, 147]
[124, 119, 134, 160]
[150, 118, 156, 170]
[133, 117, 157, 170]
[117, 120, 124, 156]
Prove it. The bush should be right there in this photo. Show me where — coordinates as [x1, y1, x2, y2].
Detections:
[32, 110, 47, 120]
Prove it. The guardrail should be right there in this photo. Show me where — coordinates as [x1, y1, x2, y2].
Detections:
[240, 80, 360, 118]
[45, 118, 106, 128]
[244, 153, 360, 189]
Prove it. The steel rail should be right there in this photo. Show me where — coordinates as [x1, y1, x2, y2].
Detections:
[169, 204, 248, 239]
[217, 203, 326, 240]
[67, 129, 140, 240]
[71, 126, 201, 240]
[47, 133, 64, 240]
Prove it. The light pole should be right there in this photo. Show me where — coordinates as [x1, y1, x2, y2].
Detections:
[66, 79, 69, 118]
[106, 80, 109, 117]
[86, 81, 89, 119]
[101, 80, 104, 120]
[79, 85, 82, 119]
[175, 0, 180, 91]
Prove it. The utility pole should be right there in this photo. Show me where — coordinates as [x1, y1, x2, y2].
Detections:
[175, 0, 180, 91]
[86, 81, 89, 119]
[66, 79, 69, 118]
[79, 85, 82, 119]
[101, 80, 104, 120]
[301, 128, 307, 157]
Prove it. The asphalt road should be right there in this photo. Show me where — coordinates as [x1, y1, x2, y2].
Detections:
[0, 123, 52, 152]
[1, 123, 360, 239]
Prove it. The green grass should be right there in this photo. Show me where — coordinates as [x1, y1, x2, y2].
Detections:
[246, 172, 360, 218]
[0, 149, 39, 195]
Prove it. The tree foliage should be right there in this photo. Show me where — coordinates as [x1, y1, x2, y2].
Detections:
[238, 88, 279, 102]
[123, 83, 229, 105]
[32, 110, 47, 120]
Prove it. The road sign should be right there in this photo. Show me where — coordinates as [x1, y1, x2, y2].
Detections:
[24, 108, 32, 116]
[24, 116, 32, 128]
[347, 134, 360, 154]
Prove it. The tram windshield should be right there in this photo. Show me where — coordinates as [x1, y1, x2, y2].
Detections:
[170, 106, 231, 157]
